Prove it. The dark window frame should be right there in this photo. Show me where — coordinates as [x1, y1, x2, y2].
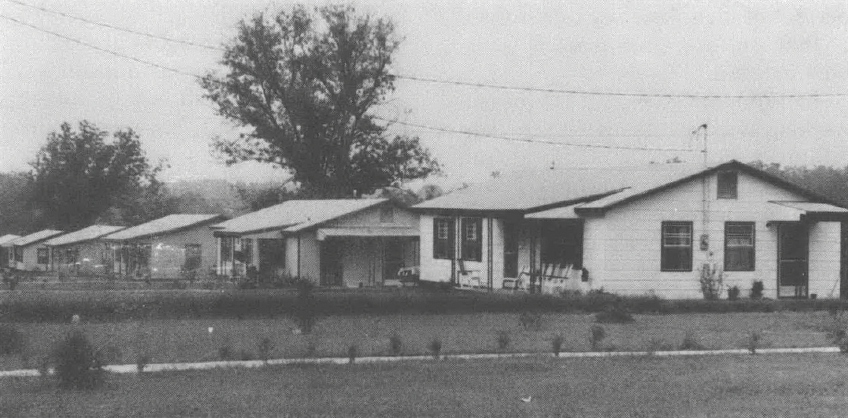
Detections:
[724, 222, 755, 271]
[661, 221, 693, 272]
[717, 171, 738, 199]
[433, 217, 455, 260]
[460, 217, 483, 262]
[184, 244, 202, 271]
[36, 247, 49, 265]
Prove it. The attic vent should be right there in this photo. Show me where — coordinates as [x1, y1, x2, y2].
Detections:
[717, 171, 738, 199]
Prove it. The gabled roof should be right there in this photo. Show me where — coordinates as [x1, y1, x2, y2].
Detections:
[44, 225, 125, 247]
[103, 214, 224, 241]
[415, 160, 841, 215]
[212, 199, 387, 235]
[3, 229, 64, 247]
[0, 234, 21, 246]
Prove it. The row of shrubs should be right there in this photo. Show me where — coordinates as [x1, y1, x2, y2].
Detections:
[3, 286, 848, 323]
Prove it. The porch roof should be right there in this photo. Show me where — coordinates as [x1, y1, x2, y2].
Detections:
[524, 204, 582, 219]
[316, 226, 418, 241]
[768, 201, 848, 222]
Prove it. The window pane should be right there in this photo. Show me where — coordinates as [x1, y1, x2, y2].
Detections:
[662, 222, 692, 271]
[725, 223, 755, 271]
[718, 171, 738, 199]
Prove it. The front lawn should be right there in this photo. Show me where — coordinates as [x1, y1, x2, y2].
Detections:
[0, 311, 842, 371]
[3, 354, 848, 417]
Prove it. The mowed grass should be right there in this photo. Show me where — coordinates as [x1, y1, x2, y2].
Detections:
[4, 354, 848, 417]
[0, 311, 841, 370]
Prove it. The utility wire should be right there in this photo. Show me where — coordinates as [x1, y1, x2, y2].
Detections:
[0, 14, 201, 79]
[395, 74, 848, 99]
[2, 0, 223, 51]
[373, 116, 694, 152]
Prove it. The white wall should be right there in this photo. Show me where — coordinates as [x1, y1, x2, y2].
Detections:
[808, 221, 842, 298]
[589, 171, 810, 298]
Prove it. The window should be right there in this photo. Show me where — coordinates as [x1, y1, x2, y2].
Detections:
[461, 218, 483, 261]
[433, 217, 455, 259]
[725, 222, 755, 271]
[379, 206, 394, 223]
[184, 244, 202, 271]
[540, 221, 584, 269]
[661, 222, 693, 271]
[37, 248, 49, 265]
[241, 239, 253, 265]
[14, 247, 22, 263]
[503, 221, 519, 278]
[220, 237, 233, 263]
[717, 171, 738, 199]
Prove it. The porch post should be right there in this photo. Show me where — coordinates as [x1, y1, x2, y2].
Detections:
[487, 217, 494, 290]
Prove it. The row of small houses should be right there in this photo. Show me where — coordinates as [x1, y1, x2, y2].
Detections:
[3, 160, 848, 299]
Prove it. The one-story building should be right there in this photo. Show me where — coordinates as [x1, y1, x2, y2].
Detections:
[44, 225, 125, 276]
[211, 199, 419, 287]
[102, 214, 225, 279]
[0, 234, 21, 269]
[412, 160, 848, 299]
[1, 229, 64, 271]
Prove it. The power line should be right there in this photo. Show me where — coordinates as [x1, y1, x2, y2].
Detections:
[373, 116, 694, 152]
[395, 74, 848, 99]
[2, 0, 223, 51]
[0, 14, 201, 79]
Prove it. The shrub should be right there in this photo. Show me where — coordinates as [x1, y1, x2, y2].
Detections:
[750, 281, 764, 300]
[727, 286, 740, 301]
[239, 349, 254, 361]
[551, 334, 564, 357]
[518, 310, 543, 330]
[496, 331, 511, 351]
[589, 325, 606, 351]
[698, 263, 724, 300]
[258, 337, 274, 363]
[218, 345, 233, 361]
[389, 334, 403, 356]
[136, 354, 150, 373]
[428, 338, 442, 359]
[293, 280, 317, 333]
[747, 331, 761, 354]
[347, 344, 357, 364]
[679, 331, 706, 350]
[0, 324, 24, 356]
[595, 305, 635, 324]
[53, 331, 104, 389]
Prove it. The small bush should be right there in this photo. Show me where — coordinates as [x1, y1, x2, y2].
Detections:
[496, 331, 511, 351]
[589, 325, 606, 351]
[750, 281, 764, 300]
[136, 354, 150, 373]
[747, 331, 761, 354]
[679, 331, 706, 350]
[428, 338, 442, 359]
[239, 349, 254, 361]
[389, 334, 403, 356]
[218, 345, 233, 361]
[293, 280, 317, 333]
[727, 286, 740, 301]
[595, 305, 635, 324]
[518, 310, 543, 330]
[53, 331, 104, 389]
[347, 344, 357, 364]
[551, 334, 564, 357]
[699, 263, 724, 300]
[258, 337, 274, 363]
[0, 324, 24, 356]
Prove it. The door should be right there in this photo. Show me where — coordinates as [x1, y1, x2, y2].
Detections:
[320, 239, 344, 286]
[383, 239, 404, 283]
[257, 239, 285, 281]
[841, 222, 848, 298]
[778, 222, 808, 298]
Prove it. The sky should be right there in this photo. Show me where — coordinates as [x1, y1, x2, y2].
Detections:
[1, 0, 847, 188]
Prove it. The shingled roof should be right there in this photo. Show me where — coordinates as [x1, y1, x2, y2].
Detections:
[103, 214, 224, 241]
[44, 225, 125, 247]
[212, 199, 387, 236]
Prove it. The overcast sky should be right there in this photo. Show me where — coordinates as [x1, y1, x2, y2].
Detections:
[1, 0, 847, 187]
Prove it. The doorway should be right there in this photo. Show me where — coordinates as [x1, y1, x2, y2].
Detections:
[320, 239, 344, 286]
[777, 222, 808, 298]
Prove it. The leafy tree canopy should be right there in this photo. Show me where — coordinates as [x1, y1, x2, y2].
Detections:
[749, 160, 848, 207]
[202, 3, 439, 197]
[30, 121, 165, 229]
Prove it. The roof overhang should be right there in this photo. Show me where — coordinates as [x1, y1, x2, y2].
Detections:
[316, 226, 419, 241]
[766, 201, 848, 225]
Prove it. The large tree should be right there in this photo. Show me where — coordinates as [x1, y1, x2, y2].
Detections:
[30, 121, 166, 229]
[201, 4, 439, 197]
